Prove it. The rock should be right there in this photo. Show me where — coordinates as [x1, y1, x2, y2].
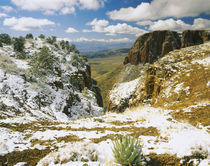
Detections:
[108, 42, 210, 112]
[124, 31, 181, 65]
[181, 30, 210, 48]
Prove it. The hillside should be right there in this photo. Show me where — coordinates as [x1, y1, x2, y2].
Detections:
[0, 33, 209, 166]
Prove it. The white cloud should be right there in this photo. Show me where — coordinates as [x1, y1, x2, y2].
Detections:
[3, 17, 55, 31]
[65, 27, 79, 33]
[11, 0, 105, 15]
[149, 18, 191, 32]
[193, 18, 210, 29]
[83, 18, 147, 36]
[84, 18, 109, 32]
[136, 20, 154, 26]
[0, 6, 13, 12]
[0, 13, 7, 18]
[107, 0, 210, 21]
[79, 0, 104, 10]
[148, 18, 210, 32]
[104, 23, 147, 36]
[73, 37, 133, 43]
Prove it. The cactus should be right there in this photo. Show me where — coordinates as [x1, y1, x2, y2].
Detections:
[112, 136, 144, 166]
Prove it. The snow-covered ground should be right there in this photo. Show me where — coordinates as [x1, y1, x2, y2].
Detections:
[0, 105, 209, 165]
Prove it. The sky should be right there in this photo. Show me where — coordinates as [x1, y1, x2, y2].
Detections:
[0, 0, 210, 46]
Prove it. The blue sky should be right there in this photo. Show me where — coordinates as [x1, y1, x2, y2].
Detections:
[0, 0, 210, 45]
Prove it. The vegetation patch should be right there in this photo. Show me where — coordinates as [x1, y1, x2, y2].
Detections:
[0, 148, 51, 166]
[172, 105, 210, 129]
[55, 135, 82, 143]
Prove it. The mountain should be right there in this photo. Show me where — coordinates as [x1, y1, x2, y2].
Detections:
[75, 42, 132, 54]
[0, 32, 209, 166]
[124, 30, 210, 65]
[86, 47, 130, 59]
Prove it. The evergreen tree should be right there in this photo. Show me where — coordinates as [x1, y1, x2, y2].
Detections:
[13, 36, 25, 53]
[26, 33, 33, 39]
[39, 34, 45, 39]
[30, 46, 56, 76]
[0, 33, 11, 45]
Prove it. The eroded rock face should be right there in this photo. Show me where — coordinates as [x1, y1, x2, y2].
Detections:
[108, 42, 210, 112]
[181, 30, 210, 48]
[124, 31, 181, 65]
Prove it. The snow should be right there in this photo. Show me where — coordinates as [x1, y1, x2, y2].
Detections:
[109, 78, 140, 105]
[192, 57, 210, 67]
[14, 59, 30, 69]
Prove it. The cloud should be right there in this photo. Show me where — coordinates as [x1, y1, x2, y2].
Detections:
[65, 27, 79, 33]
[107, 0, 210, 21]
[79, 0, 105, 10]
[149, 18, 191, 32]
[84, 18, 109, 32]
[73, 37, 133, 43]
[147, 18, 210, 32]
[3, 17, 55, 31]
[11, 0, 105, 15]
[0, 6, 13, 12]
[83, 18, 147, 36]
[0, 13, 7, 18]
[136, 20, 154, 26]
[193, 18, 210, 29]
[104, 23, 147, 36]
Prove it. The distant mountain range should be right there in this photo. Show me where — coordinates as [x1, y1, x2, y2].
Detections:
[85, 47, 130, 59]
[75, 42, 132, 54]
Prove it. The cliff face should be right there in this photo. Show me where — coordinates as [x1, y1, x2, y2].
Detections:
[0, 38, 103, 121]
[108, 42, 210, 116]
[124, 30, 210, 66]
[124, 31, 181, 65]
[182, 30, 210, 48]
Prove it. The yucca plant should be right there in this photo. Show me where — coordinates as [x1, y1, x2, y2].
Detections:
[112, 136, 144, 166]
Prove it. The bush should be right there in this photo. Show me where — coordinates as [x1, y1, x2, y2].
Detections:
[46, 36, 56, 45]
[112, 136, 144, 166]
[30, 46, 56, 76]
[13, 36, 25, 53]
[70, 54, 87, 68]
[26, 33, 33, 39]
[39, 34, 45, 39]
[0, 33, 11, 45]
[0, 42, 2, 47]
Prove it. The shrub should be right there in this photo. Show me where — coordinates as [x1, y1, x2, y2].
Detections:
[30, 46, 56, 76]
[0, 42, 2, 47]
[39, 34, 45, 39]
[70, 53, 86, 68]
[0, 33, 11, 45]
[13, 36, 25, 53]
[26, 33, 33, 39]
[112, 136, 144, 166]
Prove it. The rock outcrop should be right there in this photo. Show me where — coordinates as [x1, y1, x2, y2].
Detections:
[0, 37, 103, 121]
[182, 30, 210, 48]
[123, 31, 181, 65]
[108, 41, 210, 112]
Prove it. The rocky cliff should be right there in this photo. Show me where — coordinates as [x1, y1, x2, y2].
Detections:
[108, 41, 210, 119]
[0, 37, 103, 121]
[182, 30, 210, 48]
[124, 30, 210, 66]
[124, 30, 181, 65]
